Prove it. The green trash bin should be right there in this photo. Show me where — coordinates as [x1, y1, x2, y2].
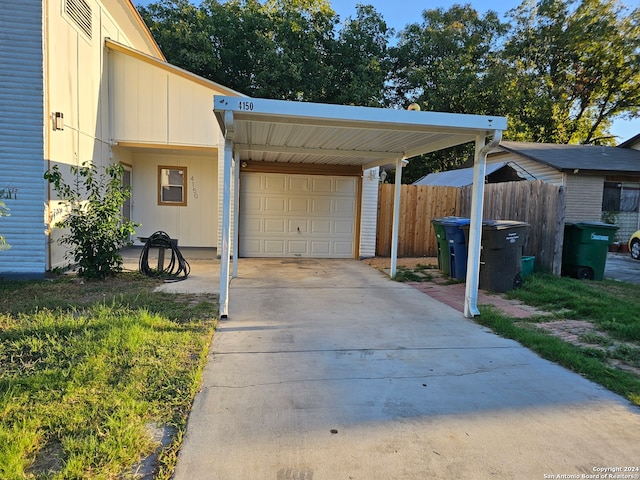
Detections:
[432, 218, 450, 276]
[561, 222, 618, 280]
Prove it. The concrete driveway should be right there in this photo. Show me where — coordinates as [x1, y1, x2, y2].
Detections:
[173, 259, 640, 479]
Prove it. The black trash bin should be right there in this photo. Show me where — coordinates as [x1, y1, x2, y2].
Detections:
[561, 221, 618, 280]
[463, 220, 530, 293]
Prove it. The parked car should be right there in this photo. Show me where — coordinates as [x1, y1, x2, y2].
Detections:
[630, 230, 640, 260]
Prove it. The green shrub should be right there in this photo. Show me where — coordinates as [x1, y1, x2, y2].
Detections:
[45, 162, 138, 279]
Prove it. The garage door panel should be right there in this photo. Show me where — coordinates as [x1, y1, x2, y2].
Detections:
[264, 240, 286, 255]
[288, 220, 308, 233]
[334, 198, 356, 215]
[334, 242, 354, 255]
[335, 221, 354, 234]
[243, 195, 262, 213]
[312, 177, 333, 192]
[288, 198, 309, 212]
[288, 240, 309, 254]
[264, 218, 286, 233]
[336, 178, 357, 194]
[289, 176, 310, 192]
[265, 197, 286, 212]
[240, 172, 356, 258]
[310, 241, 331, 255]
[265, 175, 286, 192]
[311, 220, 331, 234]
[243, 217, 263, 234]
[311, 198, 332, 215]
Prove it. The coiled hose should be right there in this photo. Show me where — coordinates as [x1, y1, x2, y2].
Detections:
[139, 231, 190, 282]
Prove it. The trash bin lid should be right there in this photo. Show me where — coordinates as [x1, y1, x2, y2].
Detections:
[565, 221, 618, 230]
[441, 217, 471, 226]
[482, 220, 529, 230]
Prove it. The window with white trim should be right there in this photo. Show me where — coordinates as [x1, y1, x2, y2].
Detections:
[158, 166, 187, 206]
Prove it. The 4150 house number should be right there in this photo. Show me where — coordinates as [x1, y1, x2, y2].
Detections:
[238, 101, 254, 111]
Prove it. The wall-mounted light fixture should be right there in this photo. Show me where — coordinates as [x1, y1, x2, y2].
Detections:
[52, 112, 64, 131]
[241, 161, 247, 168]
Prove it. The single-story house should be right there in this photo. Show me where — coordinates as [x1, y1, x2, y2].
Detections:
[1, 0, 509, 318]
[487, 141, 640, 242]
[413, 162, 524, 187]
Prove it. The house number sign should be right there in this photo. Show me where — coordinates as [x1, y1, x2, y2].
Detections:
[238, 101, 254, 111]
[191, 176, 199, 199]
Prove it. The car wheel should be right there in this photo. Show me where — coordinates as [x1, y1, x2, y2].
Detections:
[631, 239, 640, 260]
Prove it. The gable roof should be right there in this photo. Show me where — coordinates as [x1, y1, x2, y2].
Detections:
[413, 162, 515, 187]
[619, 133, 640, 149]
[496, 141, 640, 175]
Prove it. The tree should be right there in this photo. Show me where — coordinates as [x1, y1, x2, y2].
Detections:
[503, 0, 640, 144]
[139, 0, 390, 105]
[387, 5, 509, 180]
[44, 163, 138, 279]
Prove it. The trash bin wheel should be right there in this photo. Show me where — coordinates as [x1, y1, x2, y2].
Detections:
[576, 267, 594, 280]
[631, 239, 640, 260]
[513, 272, 523, 289]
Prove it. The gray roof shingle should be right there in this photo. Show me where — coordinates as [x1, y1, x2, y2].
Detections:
[498, 141, 640, 174]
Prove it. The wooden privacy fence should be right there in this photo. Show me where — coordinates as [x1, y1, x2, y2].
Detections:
[376, 184, 460, 257]
[460, 180, 564, 274]
[376, 180, 565, 274]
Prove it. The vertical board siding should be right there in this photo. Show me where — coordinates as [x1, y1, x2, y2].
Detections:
[460, 180, 564, 274]
[0, 0, 46, 277]
[376, 184, 460, 257]
[358, 168, 379, 258]
[376, 181, 564, 274]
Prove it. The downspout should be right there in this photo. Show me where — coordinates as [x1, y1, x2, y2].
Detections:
[464, 130, 502, 318]
[219, 110, 234, 318]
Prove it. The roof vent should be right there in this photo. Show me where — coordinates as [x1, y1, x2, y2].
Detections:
[65, 0, 92, 39]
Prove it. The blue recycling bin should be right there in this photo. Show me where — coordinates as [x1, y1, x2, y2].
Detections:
[442, 218, 471, 280]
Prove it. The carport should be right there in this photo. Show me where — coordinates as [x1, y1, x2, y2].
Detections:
[213, 96, 507, 318]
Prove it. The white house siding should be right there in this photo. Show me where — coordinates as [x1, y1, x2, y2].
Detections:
[487, 152, 564, 185]
[564, 175, 604, 222]
[127, 151, 218, 247]
[109, 50, 223, 148]
[0, 0, 46, 278]
[45, 0, 127, 269]
[359, 168, 379, 258]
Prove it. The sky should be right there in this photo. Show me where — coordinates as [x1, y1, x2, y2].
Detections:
[134, 0, 639, 143]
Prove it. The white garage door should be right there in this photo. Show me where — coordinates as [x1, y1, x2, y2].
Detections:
[240, 173, 357, 258]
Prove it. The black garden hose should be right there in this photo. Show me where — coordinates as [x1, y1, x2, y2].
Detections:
[139, 231, 190, 282]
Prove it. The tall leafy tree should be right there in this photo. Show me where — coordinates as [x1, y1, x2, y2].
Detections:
[139, 0, 390, 105]
[503, 0, 640, 144]
[387, 5, 509, 181]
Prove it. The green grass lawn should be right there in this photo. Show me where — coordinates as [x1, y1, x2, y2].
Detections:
[0, 273, 217, 479]
[480, 273, 640, 406]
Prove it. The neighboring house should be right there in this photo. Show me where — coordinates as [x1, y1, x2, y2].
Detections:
[413, 162, 524, 187]
[485, 141, 640, 242]
[0, 0, 381, 278]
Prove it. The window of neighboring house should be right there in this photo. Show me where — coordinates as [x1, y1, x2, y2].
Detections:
[158, 166, 187, 206]
[602, 182, 640, 212]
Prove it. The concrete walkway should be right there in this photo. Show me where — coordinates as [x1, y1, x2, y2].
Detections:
[173, 259, 640, 480]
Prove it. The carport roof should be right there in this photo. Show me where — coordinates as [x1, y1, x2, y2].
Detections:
[213, 96, 507, 169]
